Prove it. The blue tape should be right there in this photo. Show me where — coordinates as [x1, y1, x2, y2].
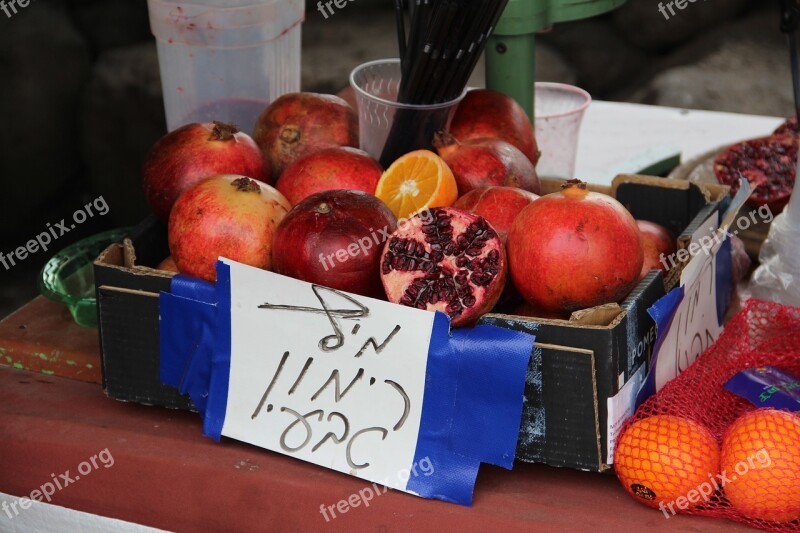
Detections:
[204, 262, 232, 440]
[407, 312, 534, 504]
[159, 267, 232, 440]
[636, 286, 684, 408]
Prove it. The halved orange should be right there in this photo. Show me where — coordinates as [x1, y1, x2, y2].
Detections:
[375, 150, 458, 220]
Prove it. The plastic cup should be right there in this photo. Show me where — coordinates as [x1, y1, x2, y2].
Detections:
[350, 59, 467, 167]
[534, 82, 592, 179]
[147, 0, 304, 134]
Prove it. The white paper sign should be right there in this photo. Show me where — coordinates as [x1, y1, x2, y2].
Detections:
[654, 237, 724, 391]
[607, 364, 646, 464]
[220, 259, 436, 492]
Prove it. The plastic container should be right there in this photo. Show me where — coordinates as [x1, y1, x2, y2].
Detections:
[147, 0, 304, 134]
[39, 228, 131, 328]
[350, 59, 467, 167]
[534, 82, 592, 179]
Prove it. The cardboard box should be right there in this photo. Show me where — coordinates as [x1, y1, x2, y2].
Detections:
[94, 175, 729, 468]
[95, 218, 193, 410]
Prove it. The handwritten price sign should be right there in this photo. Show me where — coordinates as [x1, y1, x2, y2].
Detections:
[220, 260, 435, 491]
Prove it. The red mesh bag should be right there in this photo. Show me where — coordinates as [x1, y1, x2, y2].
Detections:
[614, 299, 800, 531]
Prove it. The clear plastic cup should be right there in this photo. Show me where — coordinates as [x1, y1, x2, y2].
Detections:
[147, 0, 304, 134]
[534, 82, 592, 179]
[350, 59, 467, 167]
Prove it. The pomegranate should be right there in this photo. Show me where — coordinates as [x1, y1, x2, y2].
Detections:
[507, 180, 643, 313]
[637, 220, 677, 280]
[169, 175, 291, 282]
[272, 190, 397, 299]
[380, 207, 507, 327]
[453, 186, 539, 242]
[773, 116, 798, 137]
[143, 121, 270, 222]
[449, 89, 540, 166]
[714, 136, 797, 213]
[253, 92, 358, 178]
[275, 147, 382, 206]
[510, 301, 571, 321]
[157, 256, 179, 273]
[434, 133, 540, 195]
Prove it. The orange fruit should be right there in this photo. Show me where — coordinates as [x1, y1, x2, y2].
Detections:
[721, 409, 800, 523]
[614, 415, 720, 511]
[374, 150, 458, 220]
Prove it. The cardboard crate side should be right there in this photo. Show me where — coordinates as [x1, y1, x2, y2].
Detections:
[539, 344, 601, 470]
[97, 286, 194, 410]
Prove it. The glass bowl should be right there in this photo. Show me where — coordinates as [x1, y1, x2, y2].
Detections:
[39, 228, 130, 328]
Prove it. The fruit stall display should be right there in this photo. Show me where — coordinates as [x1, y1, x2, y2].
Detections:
[97, 77, 798, 533]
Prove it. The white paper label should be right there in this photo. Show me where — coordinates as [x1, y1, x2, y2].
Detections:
[655, 243, 724, 392]
[220, 259, 436, 492]
[607, 364, 646, 464]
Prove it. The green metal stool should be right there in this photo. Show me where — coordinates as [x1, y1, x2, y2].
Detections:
[486, 0, 627, 120]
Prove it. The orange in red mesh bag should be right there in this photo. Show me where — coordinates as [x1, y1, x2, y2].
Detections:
[613, 299, 800, 532]
[615, 415, 720, 514]
[721, 409, 800, 523]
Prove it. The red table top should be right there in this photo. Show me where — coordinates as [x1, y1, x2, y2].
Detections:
[0, 298, 755, 532]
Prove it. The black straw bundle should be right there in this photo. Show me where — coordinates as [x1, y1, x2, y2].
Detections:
[380, 0, 509, 166]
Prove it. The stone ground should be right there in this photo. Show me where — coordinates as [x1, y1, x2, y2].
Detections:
[0, 0, 795, 318]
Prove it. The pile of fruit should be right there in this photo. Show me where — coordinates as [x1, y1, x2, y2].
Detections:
[142, 89, 679, 327]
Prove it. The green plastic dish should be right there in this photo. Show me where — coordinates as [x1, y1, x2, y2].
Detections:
[39, 227, 130, 328]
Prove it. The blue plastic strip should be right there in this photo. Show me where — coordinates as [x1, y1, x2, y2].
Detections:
[160, 275, 218, 415]
[636, 286, 684, 408]
[407, 312, 534, 504]
[715, 237, 733, 325]
[159, 268, 232, 439]
[203, 262, 232, 440]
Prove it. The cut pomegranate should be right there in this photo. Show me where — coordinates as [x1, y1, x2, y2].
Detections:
[380, 207, 507, 328]
[773, 116, 798, 138]
[714, 136, 797, 212]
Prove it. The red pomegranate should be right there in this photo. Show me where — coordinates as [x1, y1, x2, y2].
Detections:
[380, 207, 507, 327]
[714, 136, 797, 213]
[773, 116, 798, 137]
[510, 301, 571, 321]
[275, 147, 382, 206]
[157, 256, 179, 273]
[271, 190, 397, 299]
[253, 92, 358, 178]
[453, 186, 539, 242]
[143, 121, 270, 221]
[637, 220, 676, 280]
[434, 133, 540, 195]
[507, 180, 643, 313]
[169, 176, 291, 282]
[449, 89, 539, 166]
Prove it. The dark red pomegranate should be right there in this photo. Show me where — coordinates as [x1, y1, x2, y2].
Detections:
[143, 121, 270, 221]
[275, 147, 382, 206]
[453, 186, 539, 242]
[253, 92, 358, 178]
[637, 220, 677, 280]
[380, 207, 507, 327]
[271, 190, 397, 299]
[449, 89, 540, 166]
[714, 136, 797, 213]
[507, 180, 643, 313]
[773, 116, 798, 137]
[434, 133, 540, 195]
